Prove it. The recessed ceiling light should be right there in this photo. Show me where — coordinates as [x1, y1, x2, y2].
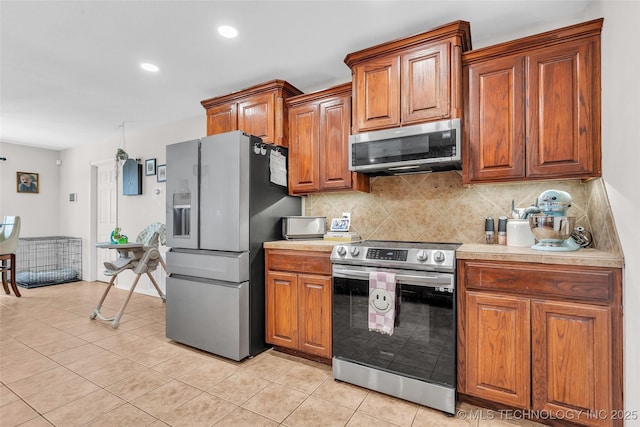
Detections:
[218, 25, 238, 38]
[140, 63, 159, 72]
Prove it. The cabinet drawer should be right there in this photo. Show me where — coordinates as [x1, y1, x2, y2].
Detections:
[461, 261, 614, 303]
[266, 249, 331, 275]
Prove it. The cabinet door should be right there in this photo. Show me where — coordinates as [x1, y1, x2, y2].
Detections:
[465, 55, 526, 183]
[288, 104, 320, 194]
[352, 55, 400, 133]
[526, 38, 598, 178]
[465, 291, 531, 408]
[265, 271, 298, 350]
[238, 92, 275, 144]
[298, 274, 332, 358]
[206, 103, 237, 136]
[401, 42, 450, 124]
[319, 95, 352, 191]
[532, 300, 612, 427]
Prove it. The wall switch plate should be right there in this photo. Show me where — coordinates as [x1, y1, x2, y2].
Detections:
[342, 212, 351, 220]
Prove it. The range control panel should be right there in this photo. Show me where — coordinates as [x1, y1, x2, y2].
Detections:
[366, 248, 408, 261]
[330, 240, 460, 272]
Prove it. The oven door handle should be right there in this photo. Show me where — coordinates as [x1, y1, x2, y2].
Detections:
[332, 266, 454, 289]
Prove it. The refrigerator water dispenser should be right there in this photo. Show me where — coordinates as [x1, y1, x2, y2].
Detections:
[172, 192, 191, 237]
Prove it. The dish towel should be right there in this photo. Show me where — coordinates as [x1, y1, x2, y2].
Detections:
[368, 271, 397, 335]
[269, 149, 287, 187]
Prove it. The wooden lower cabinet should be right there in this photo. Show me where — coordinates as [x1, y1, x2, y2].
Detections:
[265, 249, 332, 359]
[265, 271, 298, 349]
[466, 292, 530, 408]
[297, 274, 332, 356]
[458, 260, 623, 427]
[531, 300, 612, 423]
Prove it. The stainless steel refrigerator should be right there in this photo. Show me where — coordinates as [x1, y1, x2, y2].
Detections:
[165, 130, 301, 361]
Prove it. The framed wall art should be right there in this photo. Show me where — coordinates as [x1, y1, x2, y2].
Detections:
[17, 172, 39, 193]
[157, 164, 166, 182]
[145, 158, 156, 176]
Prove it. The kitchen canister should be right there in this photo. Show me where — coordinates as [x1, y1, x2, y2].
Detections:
[507, 218, 536, 247]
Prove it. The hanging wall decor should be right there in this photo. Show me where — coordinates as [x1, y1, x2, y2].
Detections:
[156, 164, 166, 182]
[145, 158, 156, 176]
[17, 172, 39, 193]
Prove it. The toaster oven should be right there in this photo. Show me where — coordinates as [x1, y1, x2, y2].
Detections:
[282, 216, 326, 240]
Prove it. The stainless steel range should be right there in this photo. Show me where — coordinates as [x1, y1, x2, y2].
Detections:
[330, 240, 460, 414]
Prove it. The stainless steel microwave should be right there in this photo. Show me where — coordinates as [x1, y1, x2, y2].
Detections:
[348, 118, 461, 175]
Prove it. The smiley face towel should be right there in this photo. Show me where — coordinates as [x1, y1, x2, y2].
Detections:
[368, 271, 397, 335]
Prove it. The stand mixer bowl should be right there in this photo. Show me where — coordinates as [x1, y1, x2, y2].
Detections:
[529, 214, 576, 246]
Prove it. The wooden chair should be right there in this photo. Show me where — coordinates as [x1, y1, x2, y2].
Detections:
[0, 216, 22, 297]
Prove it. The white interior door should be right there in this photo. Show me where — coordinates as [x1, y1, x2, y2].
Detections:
[96, 162, 116, 282]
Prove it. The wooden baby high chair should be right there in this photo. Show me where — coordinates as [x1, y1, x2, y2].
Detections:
[0, 216, 22, 297]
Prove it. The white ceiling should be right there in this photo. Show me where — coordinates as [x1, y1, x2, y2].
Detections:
[0, 0, 592, 151]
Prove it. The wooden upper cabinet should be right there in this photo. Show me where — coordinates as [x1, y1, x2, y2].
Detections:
[237, 92, 274, 143]
[402, 43, 451, 124]
[288, 100, 320, 194]
[287, 83, 369, 195]
[319, 96, 350, 190]
[464, 55, 526, 181]
[206, 103, 237, 136]
[526, 38, 600, 178]
[352, 55, 400, 131]
[201, 80, 303, 147]
[463, 19, 602, 184]
[345, 20, 472, 134]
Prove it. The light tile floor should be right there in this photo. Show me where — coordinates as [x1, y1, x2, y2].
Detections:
[0, 281, 545, 427]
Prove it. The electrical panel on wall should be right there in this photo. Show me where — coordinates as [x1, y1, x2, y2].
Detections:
[123, 158, 142, 195]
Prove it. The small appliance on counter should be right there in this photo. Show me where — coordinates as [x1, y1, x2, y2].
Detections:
[282, 216, 326, 240]
[529, 189, 581, 252]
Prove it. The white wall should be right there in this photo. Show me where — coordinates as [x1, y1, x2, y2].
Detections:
[58, 115, 204, 291]
[587, 0, 640, 421]
[0, 142, 61, 237]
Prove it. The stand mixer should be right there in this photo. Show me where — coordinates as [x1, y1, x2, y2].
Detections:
[529, 189, 581, 251]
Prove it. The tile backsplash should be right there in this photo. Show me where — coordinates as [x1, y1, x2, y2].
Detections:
[305, 172, 622, 255]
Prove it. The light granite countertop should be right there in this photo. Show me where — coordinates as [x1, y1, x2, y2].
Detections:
[457, 244, 623, 268]
[263, 240, 624, 268]
[264, 239, 337, 252]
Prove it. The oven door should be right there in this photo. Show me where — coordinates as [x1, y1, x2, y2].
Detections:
[332, 264, 455, 387]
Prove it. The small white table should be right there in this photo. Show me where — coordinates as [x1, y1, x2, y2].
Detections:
[91, 242, 166, 328]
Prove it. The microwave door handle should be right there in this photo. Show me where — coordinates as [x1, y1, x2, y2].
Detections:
[332, 267, 454, 290]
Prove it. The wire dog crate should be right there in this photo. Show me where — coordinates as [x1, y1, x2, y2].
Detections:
[15, 236, 82, 288]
